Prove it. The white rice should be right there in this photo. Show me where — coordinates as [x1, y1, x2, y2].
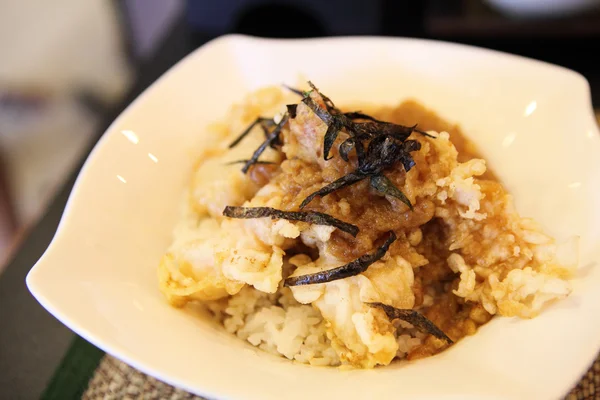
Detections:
[208, 285, 341, 366]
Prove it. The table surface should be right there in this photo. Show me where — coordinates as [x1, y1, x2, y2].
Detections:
[0, 22, 599, 400]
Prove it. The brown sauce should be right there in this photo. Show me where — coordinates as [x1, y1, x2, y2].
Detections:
[277, 100, 496, 359]
[374, 100, 496, 178]
[381, 101, 495, 357]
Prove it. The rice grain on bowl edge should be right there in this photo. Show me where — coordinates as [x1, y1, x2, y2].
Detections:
[157, 83, 578, 368]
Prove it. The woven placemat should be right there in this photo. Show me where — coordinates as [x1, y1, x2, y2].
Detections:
[79, 353, 599, 400]
[82, 355, 205, 400]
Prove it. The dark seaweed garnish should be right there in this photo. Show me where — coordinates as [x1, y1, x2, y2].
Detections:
[284, 231, 396, 286]
[286, 104, 298, 118]
[228, 117, 275, 148]
[299, 172, 366, 209]
[223, 206, 359, 237]
[299, 137, 421, 210]
[295, 82, 429, 210]
[240, 115, 289, 173]
[367, 302, 453, 344]
[282, 84, 304, 97]
[226, 160, 276, 166]
[343, 111, 383, 122]
[370, 174, 413, 211]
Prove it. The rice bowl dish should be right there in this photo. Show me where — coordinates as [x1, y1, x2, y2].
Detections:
[24, 35, 600, 400]
[157, 81, 578, 369]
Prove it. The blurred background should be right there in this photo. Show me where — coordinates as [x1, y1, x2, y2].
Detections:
[0, 0, 599, 270]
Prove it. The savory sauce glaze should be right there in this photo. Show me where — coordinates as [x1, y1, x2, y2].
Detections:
[276, 100, 497, 358]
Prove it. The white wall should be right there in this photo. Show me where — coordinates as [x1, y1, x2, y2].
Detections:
[0, 0, 132, 102]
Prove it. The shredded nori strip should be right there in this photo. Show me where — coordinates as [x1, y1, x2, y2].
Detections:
[229, 117, 274, 148]
[338, 137, 356, 162]
[284, 231, 396, 286]
[299, 172, 365, 209]
[342, 110, 435, 138]
[307, 81, 337, 112]
[323, 120, 343, 161]
[397, 140, 421, 171]
[367, 302, 453, 344]
[302, 95, 336, 125]
[223, 206, 359, 237]
[241, 114, 289, 173]
[344, 111, 381, 121]
[282, 85, 304, 97]
[300, 136, 419, 209]
[370, 174, 413, 210]
[343, 111, 384, 122]
[286, 104, 298, 118]
[226, 160, 276, 166]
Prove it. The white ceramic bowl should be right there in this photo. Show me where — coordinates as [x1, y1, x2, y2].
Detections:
[27, 35, 600, 400]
